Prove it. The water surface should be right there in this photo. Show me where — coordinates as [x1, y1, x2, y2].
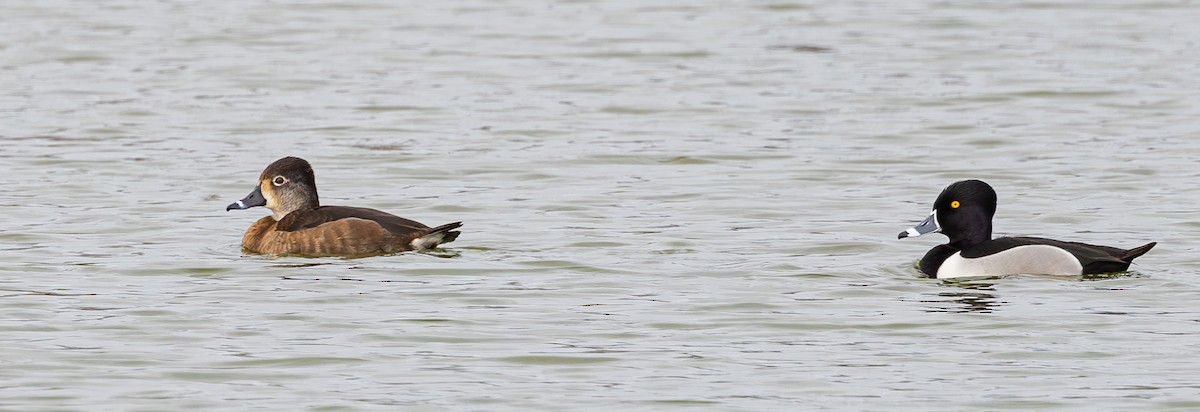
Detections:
[2, 0, 1200, 410]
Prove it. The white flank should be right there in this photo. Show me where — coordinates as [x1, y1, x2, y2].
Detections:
[937, 245, 1083, 279]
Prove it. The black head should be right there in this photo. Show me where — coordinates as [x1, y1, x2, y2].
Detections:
[899, 179, 997, 247]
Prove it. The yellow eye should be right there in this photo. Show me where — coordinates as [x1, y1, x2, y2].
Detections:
[950, 200, 961, 209]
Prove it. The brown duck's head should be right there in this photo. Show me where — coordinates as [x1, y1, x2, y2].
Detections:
[227, 156, 320, 220]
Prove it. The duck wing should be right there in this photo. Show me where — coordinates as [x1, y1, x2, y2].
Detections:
[964, 237, 1155, 274]
[277, 206, 432, 235]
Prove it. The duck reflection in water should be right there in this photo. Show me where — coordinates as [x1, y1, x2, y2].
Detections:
[923, 281, 1003, 313]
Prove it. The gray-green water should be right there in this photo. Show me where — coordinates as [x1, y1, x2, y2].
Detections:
[3, 0, 1200, 410]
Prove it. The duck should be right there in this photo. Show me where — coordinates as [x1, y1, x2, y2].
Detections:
[898, 179, 1155, 279]
[226, 156, 462, 257]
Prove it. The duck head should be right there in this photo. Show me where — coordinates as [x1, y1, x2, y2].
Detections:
[226, 156, 320, 220]
[898, 179, 997, 247]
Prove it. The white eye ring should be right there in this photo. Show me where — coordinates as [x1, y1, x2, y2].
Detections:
[272, 176, 288, 186]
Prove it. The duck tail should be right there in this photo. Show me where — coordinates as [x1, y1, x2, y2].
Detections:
[427, 222, 463, 244]
[1121, 242, 1156, 262]
[410, 222, 463, 251]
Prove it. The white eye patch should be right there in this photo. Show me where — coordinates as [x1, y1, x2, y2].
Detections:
[272, 176, 288, 186]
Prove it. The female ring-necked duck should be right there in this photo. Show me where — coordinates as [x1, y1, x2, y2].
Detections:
[898, 179, 1155, 279]
[226, 156, 462, 257]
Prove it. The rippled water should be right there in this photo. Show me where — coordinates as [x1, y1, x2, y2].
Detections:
[3, 0, 1200, 410]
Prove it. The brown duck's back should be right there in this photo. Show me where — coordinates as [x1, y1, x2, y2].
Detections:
[277, 206, 430, 233]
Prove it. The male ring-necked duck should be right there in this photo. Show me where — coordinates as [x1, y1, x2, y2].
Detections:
[898, 179, 1155, 279]
[226, 156, 462, 257]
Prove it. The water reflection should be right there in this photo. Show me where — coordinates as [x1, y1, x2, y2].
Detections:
[922, 281, 1003, 313]
[1081, 271, 1145, 282]
[0, 289, 96, 298]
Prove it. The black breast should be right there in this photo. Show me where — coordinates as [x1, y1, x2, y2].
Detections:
[918, 244, 958, 277]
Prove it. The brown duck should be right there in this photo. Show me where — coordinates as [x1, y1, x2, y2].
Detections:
[226, 157, 462, 257]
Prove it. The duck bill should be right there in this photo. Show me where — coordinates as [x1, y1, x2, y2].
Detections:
[898, 210, 940, 239]
[226, 186, 266, 211]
